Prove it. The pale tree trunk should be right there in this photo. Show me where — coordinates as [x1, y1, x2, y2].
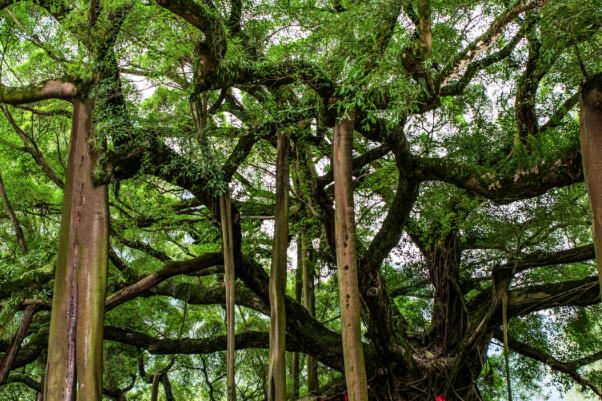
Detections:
[220, 194, 237, 401]
[291, 237, 303, 400]
[580, 73, 602, 298]
[268, 133, 290, 401]
[333, 112, 368, 401]
[301, 230, 318, 393]
[44, 100, 109, 401]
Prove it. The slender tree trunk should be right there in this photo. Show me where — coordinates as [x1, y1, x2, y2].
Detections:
[220, 194, 237, 401]
[291, 237, 303, 400]
[150, 374, 160, 401]
[301, 231, 318, 393]
[43, 100, 109, 401]
[0, 304, 36, 383]
[161, 373, 175, 401]
[0, 173, 28, 253]
[268, 133, 290, 401]
[580, 73, 602, 298]
[332, 112, 368, 401]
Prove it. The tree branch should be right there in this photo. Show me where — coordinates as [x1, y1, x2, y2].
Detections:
[494, 332, 602, 398]
[105, 252, 222, 310]
[440, 0, 547, 85]
[0, 80, 77, 105]
[417, 151, 583, 204]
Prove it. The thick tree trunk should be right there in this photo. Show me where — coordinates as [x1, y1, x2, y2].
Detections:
[220, 194, 237, 401]
[427, 234, 466, 352]
[580, 73, 602, 298]
[333, 112, 368, 401]
[43, 100, 109, 401]
[268, 133, 290, 401]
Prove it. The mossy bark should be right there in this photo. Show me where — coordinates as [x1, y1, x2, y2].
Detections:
[43, 100, 109, 401]
[580, 73, 602, 299]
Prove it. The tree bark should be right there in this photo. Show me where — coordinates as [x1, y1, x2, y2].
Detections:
[220, 194, 237, 401]
[302, 231, 319, 393]
[291, 236, 303, 400]
[333, 112, 368, 401]
[580, 73, 602, 298]
[268, 132, 290, 401]
[427, 234, 466, 352]
[43, 100, 109, 401]
[150, 374, 160, 401]
[0, 173, 28, 253]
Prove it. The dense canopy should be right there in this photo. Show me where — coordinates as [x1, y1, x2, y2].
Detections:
[0, 0, 601, 400]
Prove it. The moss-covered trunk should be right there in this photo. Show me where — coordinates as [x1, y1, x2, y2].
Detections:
[580, 73, 602, 298]
[44, 100, 109, 401]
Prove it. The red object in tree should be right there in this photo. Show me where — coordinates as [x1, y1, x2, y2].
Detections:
[344, 391, 349, 401]
[435, 395, 446, 401]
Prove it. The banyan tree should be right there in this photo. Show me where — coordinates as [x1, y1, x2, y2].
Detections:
[0, 1, 601, 400]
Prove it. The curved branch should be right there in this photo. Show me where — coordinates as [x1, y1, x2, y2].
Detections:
[494, 332, 602, 398]
[508, 276, 600, 318]
[440, 0, 547, 84]
[0, 80, 77, 105]
[155, 0, 226, 67]
[197, 60, 336, 98]
[105, 252, 222, 310]
[417, 151, 583, 203]
[494, 244, 595, 275]
[539, 92, 579, 132]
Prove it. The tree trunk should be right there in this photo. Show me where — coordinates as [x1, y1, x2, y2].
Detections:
[427, 234, 466, 352]
[580, 73, 602, 298]
[333, 112, 368, 401]
[301, 231, 319, 393]
[0, 305, 36, 383]
[150, 374, 160, 401]
[43, 100, 109, 401]
[291, 236, 303, 400]
[268, 132, 290, 401]
[0, 173, 28, 253]
[220, 194, 237, 401]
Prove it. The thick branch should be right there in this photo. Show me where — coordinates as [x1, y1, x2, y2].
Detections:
[155, 0, 226, 73]
[105, 252, 222, 310]
[494, 244, 594, 275]
[196, 61, 335, 98]
[417, 151, 583, 203]
[0, 80, 77, 105]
